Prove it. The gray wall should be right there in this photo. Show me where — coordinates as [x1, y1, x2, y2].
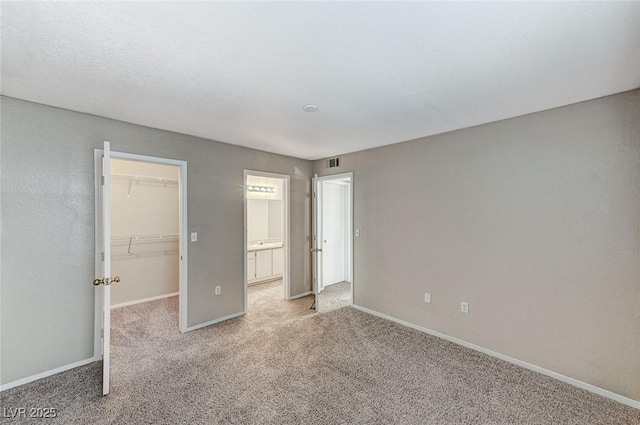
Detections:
[313, 90, 640, 402]
[0, 97, 312, 385]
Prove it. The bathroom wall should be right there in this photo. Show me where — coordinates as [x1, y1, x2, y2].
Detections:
[247, 175, 284, 244]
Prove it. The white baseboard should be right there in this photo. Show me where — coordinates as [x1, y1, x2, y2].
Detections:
[289, 291, 313, 300]
[0, 356, 100, 392]
[352, 304, 640, 410]
[185, 311, 245, 332]
[111, 292, 178, 309]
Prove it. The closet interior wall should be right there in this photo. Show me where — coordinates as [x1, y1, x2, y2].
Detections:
[110, 159, 180, 307]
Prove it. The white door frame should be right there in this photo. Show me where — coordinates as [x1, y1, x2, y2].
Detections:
[243, 170, 291, 312]
[313, 172, 354, 307]
[94, 148, 189, 359]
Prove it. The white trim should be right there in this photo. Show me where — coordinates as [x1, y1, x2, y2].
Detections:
[243, 170, 291, 315]
[351, 304, 640, 410]
[111, 292, 179, 309]
[289, 291, 314, 300]
[0, 356, 100, 392]
[185, 311, 245, 332]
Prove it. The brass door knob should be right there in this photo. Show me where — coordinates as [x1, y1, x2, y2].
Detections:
[93, 277, 121, 286]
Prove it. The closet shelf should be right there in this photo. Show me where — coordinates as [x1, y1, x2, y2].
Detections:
[111, 234, 179, 245]
[111, 173, 179, 185]
[112, 249, 179, 260]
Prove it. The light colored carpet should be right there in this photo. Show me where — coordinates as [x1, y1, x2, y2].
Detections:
[317, 281, 351, 313]
[1, 287, 638, 424]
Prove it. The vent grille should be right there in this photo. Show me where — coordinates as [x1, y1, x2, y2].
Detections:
[325, 156, 341, 169]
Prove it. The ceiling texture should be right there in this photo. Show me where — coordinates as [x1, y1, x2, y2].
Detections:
[2, 2, 640, 160]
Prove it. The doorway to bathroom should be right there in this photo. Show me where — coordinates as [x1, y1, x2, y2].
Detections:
[243, 171, 291, 313]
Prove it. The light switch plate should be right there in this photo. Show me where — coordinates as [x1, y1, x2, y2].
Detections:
[355, 229, 360, 237]
[190, 232, 197, 242]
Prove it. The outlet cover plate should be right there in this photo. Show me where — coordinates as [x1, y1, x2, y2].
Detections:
[461, 301, 469, 314]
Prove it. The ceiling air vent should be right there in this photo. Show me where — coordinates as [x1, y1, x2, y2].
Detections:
[325, 156, 341, 169]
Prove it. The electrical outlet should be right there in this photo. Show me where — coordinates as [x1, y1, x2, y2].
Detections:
[215, 285, 221, 295]
[424, 292, 431, 303]
[460, 301, 469, 314]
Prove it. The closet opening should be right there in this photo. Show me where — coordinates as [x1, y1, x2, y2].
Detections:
[95, 151, 187, 346]
[243, 171, 290, 313]
[94, 146, 189, 393]
[109, 158, 182, 315]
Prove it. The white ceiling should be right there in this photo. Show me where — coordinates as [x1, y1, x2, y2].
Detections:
[2, 2, 639, 160]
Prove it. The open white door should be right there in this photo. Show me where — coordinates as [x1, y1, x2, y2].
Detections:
[94, 141, 119, 395]
[312, 175, 324, 301]
[312, 172, 354, 312]
[321, 181, 348, 286]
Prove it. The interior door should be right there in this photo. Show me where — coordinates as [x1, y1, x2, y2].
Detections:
[94, 141, 119, 396]
[321, 182, 346, 286]
[312, 175, 324, 299]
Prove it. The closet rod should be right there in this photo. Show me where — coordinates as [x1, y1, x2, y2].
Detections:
[111, 173, 179, 184]
[111, 234, 179, 244]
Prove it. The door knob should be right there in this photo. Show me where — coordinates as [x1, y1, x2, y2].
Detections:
[92, 276, 121, 286]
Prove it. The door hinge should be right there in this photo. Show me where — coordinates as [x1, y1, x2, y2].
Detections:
[100, 176, 105, 185]
[101, 252, 105, 261]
